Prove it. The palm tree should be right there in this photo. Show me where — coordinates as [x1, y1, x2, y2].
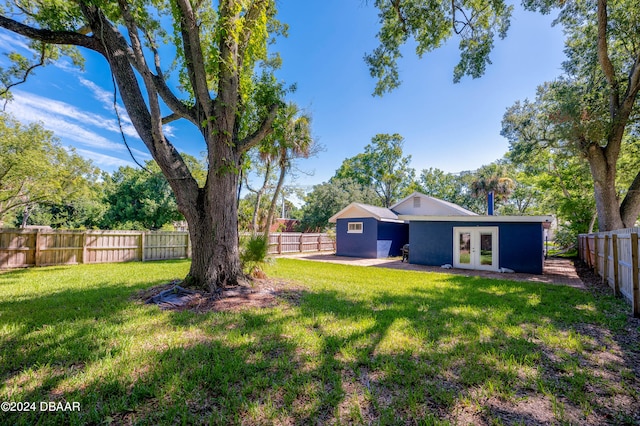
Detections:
[263, 103, 314, 237]
[471, 166, 515, 215]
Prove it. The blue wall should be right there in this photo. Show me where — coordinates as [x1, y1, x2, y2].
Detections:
[409, 221, 544, 274]
[377, 221, 409, 257]
[497, 223, 544, 274]
[336, 218, 408, 258]
[336, 218, 378, 258]
[408, 222, 453, 266]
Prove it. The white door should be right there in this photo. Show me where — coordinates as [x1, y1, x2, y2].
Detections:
[453, 227, 499, 271]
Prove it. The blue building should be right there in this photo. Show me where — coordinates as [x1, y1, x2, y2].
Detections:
[329, 203, 408, 258]
[330, 192, 552, 274]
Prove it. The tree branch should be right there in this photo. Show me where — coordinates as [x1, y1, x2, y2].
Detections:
[141, 26, 199, 126]
[0, 43, 46, 108]
[161, 112, 181, 125]
[175, 0, 212, 112]
[238, 0, 269, 60]
[393, 0, 408, 34]
[117, 0, 164, 146]
[597, 0, 620, 115]
[78, 4, 199, 202]
[150, 74, 198, 126]
[620, 168, 640, 227]
[0, 15, 102, 52]
[237, 103, 279, 153]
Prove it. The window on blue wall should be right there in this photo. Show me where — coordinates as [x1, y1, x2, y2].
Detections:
[347, 222, 363, 233]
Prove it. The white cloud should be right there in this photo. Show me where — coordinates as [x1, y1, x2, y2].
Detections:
[52, 60, 82, 74]
[74, 148, 135, 168]
[78, 77, 138, 136]
[0, 32, 33, 53]
[10, 89, 140, 139]
[6, 92, 126, 151]
[163, 124, 176, 137]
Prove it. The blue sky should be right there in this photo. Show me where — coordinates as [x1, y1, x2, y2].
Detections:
[0, 2, 566, 190]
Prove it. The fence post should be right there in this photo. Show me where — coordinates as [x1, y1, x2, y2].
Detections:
[317, 234, 322, 251]
[277, 234, 282, 255]
[299, 234, 303, 253]
[593, 235, 599, 275]
[584, 236, 591, 267]
[603, 234, 609, 285]
[140, 232, 146, 262]
[612, 234, 619, 296]
[577, 235, 581, 262]
[631, 232, 639, 318]
[34, 230, 41, 267]
[81, 231, 88, 265]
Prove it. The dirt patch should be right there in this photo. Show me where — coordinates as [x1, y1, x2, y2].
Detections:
[133, 279, 303, 313]
[573, 258, 640, 376]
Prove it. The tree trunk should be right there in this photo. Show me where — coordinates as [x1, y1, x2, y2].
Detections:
[251, 192, 263, 234]
[264, 165, 286, 239]
[587, 145, 624, 231]
[249, 161, 273, 234]
[181, 157, 244, 292]
[620, 170, 640, 227]
[20, 205, 31, 228]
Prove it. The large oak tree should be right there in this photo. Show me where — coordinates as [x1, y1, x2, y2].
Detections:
[503, 0, 640, 231]
[0, 1, 283, 290]
[0, 113, 98, 226]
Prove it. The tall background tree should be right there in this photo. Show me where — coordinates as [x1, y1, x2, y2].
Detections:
[100, 155, 206, 230]
[413, 168, 484, 213]
[470, 163, 515, 215]
[298, 178, 380, 232]
[0, 113, 98, 227]
[503, 0, 640, 231]
[243, 148, 277, 234]
[260, 103, 313, 237]
[334, 133, 415, 207]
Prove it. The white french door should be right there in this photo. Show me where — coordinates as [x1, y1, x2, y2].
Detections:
[453, 227, 499, 271]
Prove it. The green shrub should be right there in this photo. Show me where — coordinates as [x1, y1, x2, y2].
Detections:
[240, 234, 272, 278]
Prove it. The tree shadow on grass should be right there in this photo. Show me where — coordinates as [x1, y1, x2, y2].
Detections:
[1, 267, 639, 425]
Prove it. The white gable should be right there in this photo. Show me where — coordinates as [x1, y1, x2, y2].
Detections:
[390, 192, 477, 216]
[328, 203, 401, 223]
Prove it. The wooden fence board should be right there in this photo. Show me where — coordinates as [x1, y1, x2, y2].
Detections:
[1, 230, 335, 269]
[580, 230, 640, 317]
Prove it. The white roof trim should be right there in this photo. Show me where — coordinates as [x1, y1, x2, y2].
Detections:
[398, 215, 554, 223]
[390, 191, 478, 216]
[379, 218, 406, 224]
[328, 203, 399, 223]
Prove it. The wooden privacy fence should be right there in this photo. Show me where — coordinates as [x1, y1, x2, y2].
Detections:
[266, 232, 335, 254]
[0, 229, 191, 268]
[0, 229, 335, 269]
[578, 228, 640, 317]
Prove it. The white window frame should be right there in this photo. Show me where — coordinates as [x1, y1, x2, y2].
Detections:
[347, 222, 363, 233]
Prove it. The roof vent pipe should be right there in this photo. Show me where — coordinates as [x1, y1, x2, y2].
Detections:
[487, 191, 495, 216]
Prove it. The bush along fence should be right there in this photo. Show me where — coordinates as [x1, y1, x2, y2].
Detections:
[578, 227, 640, 317]
[0, 229, 335, 269]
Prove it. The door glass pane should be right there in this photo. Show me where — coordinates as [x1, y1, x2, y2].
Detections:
[480, 232, 493, 265]
[459, 232, 471, 264]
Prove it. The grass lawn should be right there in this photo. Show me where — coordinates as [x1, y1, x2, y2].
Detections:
[1, 259, 638, 425]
